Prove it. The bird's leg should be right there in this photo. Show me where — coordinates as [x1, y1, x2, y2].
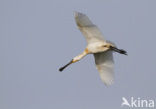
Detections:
[110, 46, 127, 55]
[59, 49, 89, 72]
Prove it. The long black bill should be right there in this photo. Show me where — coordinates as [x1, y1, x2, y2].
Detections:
[110, 46, 127, 55]
[59, 60, 73, 72]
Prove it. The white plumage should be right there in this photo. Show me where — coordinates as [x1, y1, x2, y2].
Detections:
[75, 12, 105, 44]
[59, 12, 127, 85]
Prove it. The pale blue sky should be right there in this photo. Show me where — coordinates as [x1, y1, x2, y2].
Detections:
[1, 0, 156, 109]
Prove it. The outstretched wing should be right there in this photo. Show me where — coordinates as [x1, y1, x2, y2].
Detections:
[94, 50, 114, 85]
[75, 12, 105, 44]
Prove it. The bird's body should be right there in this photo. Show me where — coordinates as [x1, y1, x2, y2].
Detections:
[59, 12, 127, 85]
[87, 41, 106, 53]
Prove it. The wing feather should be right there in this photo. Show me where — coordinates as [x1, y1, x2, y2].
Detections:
[75, 12, 105, 44]
[94, 50, 114, 85]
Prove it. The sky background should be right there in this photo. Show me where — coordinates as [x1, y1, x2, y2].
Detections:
[1, 0, 156, 109]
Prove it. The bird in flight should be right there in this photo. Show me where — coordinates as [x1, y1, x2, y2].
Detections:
[59, 12, 127, 85]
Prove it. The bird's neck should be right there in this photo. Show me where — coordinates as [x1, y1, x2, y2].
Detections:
[72, 49, 88, 63]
